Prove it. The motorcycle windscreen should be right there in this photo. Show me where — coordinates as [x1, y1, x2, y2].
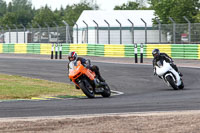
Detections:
[156, 61, 171, 76]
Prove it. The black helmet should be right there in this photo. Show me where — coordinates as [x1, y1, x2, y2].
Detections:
[68, 51, 77, 61]
[152, 48, 160, 58]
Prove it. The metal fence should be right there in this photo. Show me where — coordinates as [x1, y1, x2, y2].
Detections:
[1, 22, 200, 44]
[0, 25, 73, 44]
[154, 23, 196, 44]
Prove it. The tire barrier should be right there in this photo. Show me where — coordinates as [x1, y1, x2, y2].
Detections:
[1, 43, 200, 60]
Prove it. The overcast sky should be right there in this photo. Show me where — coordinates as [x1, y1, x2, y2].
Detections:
[5, 0, 140, 11]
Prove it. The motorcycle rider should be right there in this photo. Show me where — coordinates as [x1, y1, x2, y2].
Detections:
[152, 48, 183, 77]
[67, 51, 105, 88]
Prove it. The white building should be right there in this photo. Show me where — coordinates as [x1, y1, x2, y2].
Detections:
[4, 32, 28, 43]
[73, 10, 167, 44]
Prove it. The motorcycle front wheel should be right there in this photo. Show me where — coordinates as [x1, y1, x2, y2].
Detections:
[166, 75, 178, 90]
[101, 84, 111, 97]
[178, 79, 184, 89]
[79, 80, 95, 98]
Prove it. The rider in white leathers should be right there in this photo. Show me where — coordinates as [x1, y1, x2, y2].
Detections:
[152, 49, 182, 77]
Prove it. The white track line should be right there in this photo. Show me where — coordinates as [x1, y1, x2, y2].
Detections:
[111, 90, 124, 96]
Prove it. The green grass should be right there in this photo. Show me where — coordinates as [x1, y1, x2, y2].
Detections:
[0, 73, 84, 100]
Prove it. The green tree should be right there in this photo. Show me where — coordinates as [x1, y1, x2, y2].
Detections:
[0, 0, 7, 17]
[193, 13, 200, 22]
[149, 0, 200, 23]
[114, 1, 140, 10]
[0, 12, 17, 28]
[57, 6, 65, 17]
[7, 2, 12, 12]
[12, 0, 32, 11]
[114, 1, 150, 10]
[0, 0, 100, 28]
[32, 5, 61, 27]
[62, 1, 97, 26]
[12, 0, 33, 26]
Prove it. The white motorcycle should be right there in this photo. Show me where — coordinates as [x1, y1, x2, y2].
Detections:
[154, 60, 184, 90]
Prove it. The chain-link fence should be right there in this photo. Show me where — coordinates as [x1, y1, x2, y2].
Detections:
[0, 25, 73, 44]
[1, 23, 200, 44]
[79, 23, 200, 44]
[144, 23, 200, 44]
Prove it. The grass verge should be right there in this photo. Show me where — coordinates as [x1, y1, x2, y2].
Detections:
[0, 73, 84, 100]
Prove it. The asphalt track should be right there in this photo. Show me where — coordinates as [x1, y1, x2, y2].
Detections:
[0, 57, 200, 118]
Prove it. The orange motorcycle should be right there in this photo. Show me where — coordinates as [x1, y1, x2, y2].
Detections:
[68, 60, 111, 98]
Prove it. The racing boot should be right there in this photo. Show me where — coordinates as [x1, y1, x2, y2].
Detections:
[97, 75, 107, 86]
[98, 75, 105, 82]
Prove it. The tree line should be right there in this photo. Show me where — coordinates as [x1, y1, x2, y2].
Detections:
[0, 0, 96, 28]
[0, 0, 200, 29]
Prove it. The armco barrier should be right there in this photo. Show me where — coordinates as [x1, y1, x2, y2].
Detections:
[70, 44, 88, 56]
[0, 43, 200, 60]
[27, 43, 40, 54]
[198, 46, 200, 59]
[145, 44, 200, 59]
[0, 43, 2, 53]
[87, 44, 104, 56]
[183, 44, 198, 59]
[15, 44, 27, 54]
[171, 44, 199, 59]
[146, 44, 171, 58]
[3, 44, 14, 53]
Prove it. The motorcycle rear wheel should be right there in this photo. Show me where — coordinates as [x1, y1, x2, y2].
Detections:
[166, 75, 178, 90]
[79, 80, 95, 98]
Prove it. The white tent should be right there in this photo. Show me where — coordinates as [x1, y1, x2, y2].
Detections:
[73, 10, 166, 44]
[75, 10, 155, 28]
